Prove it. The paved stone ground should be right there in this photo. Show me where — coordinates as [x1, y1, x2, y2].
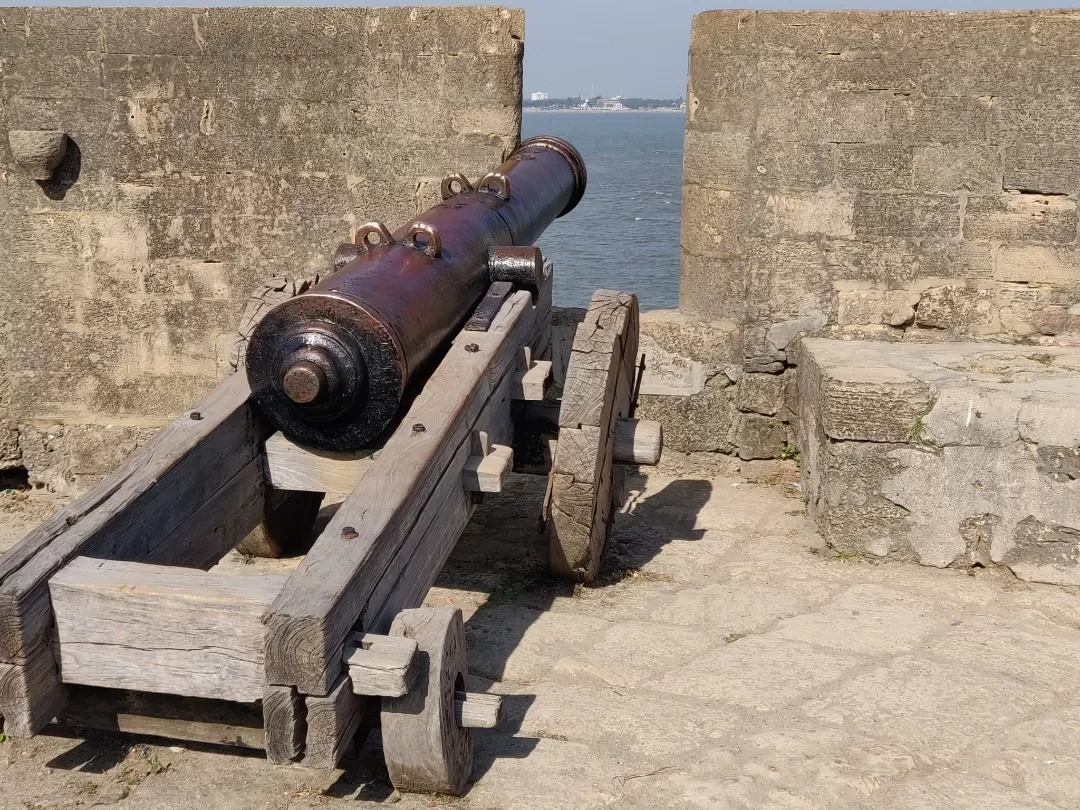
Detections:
[1, 465, 1078, 809]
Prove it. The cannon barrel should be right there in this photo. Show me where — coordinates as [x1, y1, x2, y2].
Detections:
[245, 136, 587, 451]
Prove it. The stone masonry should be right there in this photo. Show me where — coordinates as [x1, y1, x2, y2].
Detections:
[798, 338, 1080, 585]
[0, 6, 523, 491]
[675, 10, 1080, 462]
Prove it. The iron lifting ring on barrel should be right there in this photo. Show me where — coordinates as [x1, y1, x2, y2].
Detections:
[245, 135, 588, 451]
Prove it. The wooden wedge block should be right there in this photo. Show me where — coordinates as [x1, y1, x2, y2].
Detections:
[462, 444, 513, 493]
[342, 633, 419, 698]
[454, 692, 502, 729]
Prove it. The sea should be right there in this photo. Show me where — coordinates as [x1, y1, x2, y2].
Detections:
[521, 110, 685, 312]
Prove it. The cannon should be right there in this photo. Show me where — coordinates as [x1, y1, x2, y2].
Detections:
[0, 137, 663, 796]
[247, 136, 587, 451]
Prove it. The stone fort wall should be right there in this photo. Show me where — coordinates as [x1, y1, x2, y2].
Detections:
[0, 6, 523, 490]
[666, 9, 1080, 462]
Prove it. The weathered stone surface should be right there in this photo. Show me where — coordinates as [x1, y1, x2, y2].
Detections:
[0, 6, 522, 488]
[737, 371, 785, 416]
[682, 11, 1080, 441]
[736, 413, 788, 460]
[799, 338, 1080, 582]
[964, 193, 1079, 242]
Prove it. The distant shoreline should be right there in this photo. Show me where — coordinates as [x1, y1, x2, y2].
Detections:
[522, 108, 685, 114]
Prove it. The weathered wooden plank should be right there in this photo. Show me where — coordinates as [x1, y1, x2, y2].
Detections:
[263, 685, 305, 763]
[613, 418, 663, 465]
[363, 374, 514, 635]
[455, 692, 502, 729]
[265, 276, 549, 695]
[59, 686, 264, 749]
[342, 633, 419, 698]
[50, 558, 286, 703]
[143, 454, 267, 569]
[303, 673, 367, 769]
[264, 431, 375, 494]
[0, 372, 264, 667]
[550, 291, 639, 582]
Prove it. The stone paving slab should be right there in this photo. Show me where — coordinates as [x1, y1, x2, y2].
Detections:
[0, 469, 1077, 809]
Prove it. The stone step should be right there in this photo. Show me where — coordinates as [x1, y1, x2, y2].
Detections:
[796, 338, 1080, 586]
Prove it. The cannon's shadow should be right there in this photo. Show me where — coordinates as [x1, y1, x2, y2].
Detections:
[323, 472, 712, 800]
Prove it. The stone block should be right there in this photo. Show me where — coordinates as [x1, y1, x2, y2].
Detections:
[912, 145, 1001, 194]
[853, 193, 961, 239]
[837, 289, 916, 327]
[799, 339, 1080, 582]
[948, 11, 1034, 53]
[885, 96, 992, 144]
[680, 184, 748, 258]
[736, 413, 788, 460]
[837, 144, 913, 192]
[18, 423, 159, 494]
[678, 250, 748, 323]
[690, 10, 757, 54]
[994, 245, 1080, 286]
[824, 239, 962, 285]
[1002, 144, 1080, 196]
[682, 129, 751, 189]
[758, 93, 885, 143]
[752, 189, 854, 239]
[753, 141, 835, 189]
[994, 100, 1080, 148]
[915, 286, 998, 332]
[1031, 10, 1080, 52]
[964, 193, 1079, 242]
[737, 371, 785, 416]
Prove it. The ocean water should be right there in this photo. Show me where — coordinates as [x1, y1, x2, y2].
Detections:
[521, 111, 685, 311]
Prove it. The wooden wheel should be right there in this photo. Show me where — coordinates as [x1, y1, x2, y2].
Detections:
[381, 607, 472, 796]
[547, 290, 639, 582]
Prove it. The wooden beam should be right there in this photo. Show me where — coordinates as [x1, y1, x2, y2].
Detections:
[612, 418, 663, 465]
[303, 674, 367, 769]
[0, 373, 265, 735]
[264, 270, 550, 695]
[454, 692, 502, 729]
[50, 558, 286, 703]
[263, 685, 305, 763]
[0, 643, 66, 737]
[58, 686, 264, 749]
[263, 431, 375, 494]
[362, 373, 514, 636]
[342, 633, 419, 698]
[0, 372, 264, 666]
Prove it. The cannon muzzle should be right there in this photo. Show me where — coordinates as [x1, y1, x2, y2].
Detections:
[245, 136, 586, 451]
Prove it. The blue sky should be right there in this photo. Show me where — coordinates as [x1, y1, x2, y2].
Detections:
[9, 1, 1079, 97]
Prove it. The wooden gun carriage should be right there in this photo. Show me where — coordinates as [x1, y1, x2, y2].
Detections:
[0, 139, 662, 794]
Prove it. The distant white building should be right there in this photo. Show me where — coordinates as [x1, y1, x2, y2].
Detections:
[597, 96, 626, 111]
[530, 91, 549, 102]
